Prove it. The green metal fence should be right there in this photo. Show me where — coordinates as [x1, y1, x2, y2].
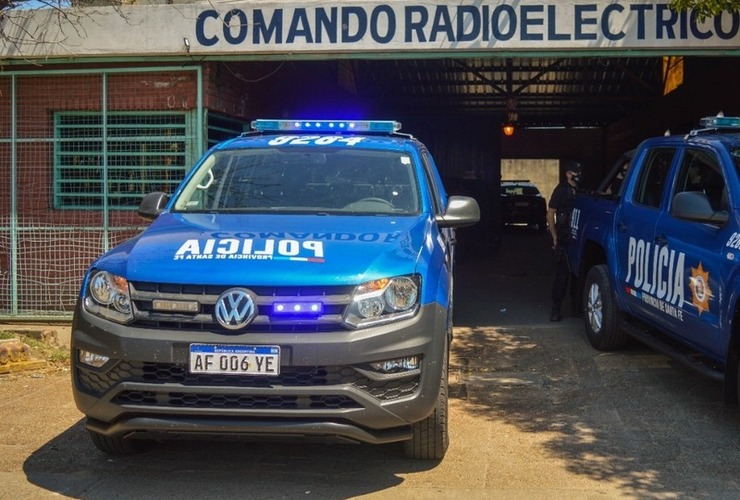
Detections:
[0, 67, 204, 319]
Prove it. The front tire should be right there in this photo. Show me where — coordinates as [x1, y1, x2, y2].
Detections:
[404, 347, 449, 460]
[583, 265, 627, 351]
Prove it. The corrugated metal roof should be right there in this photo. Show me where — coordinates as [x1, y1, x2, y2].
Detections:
[355, 56, 663, 128]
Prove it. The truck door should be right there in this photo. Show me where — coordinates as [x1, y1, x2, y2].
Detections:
[420, 149, 454, 306]
[616, 146, 678, 325]
[653, 146, 728, 354]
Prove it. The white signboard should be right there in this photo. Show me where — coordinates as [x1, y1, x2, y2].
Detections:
[2, 0, 740, 59]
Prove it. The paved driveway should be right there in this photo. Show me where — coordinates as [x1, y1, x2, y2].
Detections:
[2, 227, 739, 499]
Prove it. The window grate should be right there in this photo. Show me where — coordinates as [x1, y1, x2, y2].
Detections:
[53, 112, 196, 209]
[206, 112, 248, 148]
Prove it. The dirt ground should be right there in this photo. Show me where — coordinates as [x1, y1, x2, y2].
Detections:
[1, 226, 739, 499]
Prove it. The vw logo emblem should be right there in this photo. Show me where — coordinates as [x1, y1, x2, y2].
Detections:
[214, 288, 256, 330]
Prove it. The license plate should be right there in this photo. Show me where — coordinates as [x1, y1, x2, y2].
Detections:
[189, 344, 280, 376]
[514, 201, 530, 207]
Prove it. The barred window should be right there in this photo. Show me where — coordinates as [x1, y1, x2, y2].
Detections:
[207, 112, 248, 149]
[53, 112, 196, 209]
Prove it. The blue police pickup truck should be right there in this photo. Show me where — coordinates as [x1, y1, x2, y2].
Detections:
[71, 119, 479, 459]
[569, 115, 740, 405]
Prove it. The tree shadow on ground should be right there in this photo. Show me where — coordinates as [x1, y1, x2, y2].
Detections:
[450, 226, 740, 498]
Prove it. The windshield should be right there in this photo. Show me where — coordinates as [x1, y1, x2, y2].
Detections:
[173, 147, 420, 215]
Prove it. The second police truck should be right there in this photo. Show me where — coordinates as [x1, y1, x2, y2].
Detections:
[569, 115, 740, 405]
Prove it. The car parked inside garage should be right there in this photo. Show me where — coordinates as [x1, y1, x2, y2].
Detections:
[500, 180, 548, 230]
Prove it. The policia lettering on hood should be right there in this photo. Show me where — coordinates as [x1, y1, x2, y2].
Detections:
[626, 237, 685, 307]
[174, 238, 324, 261]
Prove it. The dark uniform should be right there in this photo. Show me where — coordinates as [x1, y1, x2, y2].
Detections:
[548, 167, 581, 321]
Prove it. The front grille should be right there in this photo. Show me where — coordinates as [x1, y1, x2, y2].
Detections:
[113, 391, 361, 410]
[129, 282, 354, 333]
[76, 361, 420, 406]
[107, 362, 359, 387]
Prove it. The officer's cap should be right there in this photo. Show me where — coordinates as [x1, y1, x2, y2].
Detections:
[568, 163, 582, 174]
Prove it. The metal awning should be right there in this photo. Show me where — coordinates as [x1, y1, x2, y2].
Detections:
[354, 56, 664, 128]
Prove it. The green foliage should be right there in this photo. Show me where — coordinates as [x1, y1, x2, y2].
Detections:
[670, 0, 740, 19]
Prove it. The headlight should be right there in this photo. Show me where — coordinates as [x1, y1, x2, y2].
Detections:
[83, 270, 134, 324]
[343, 275, 420, 329]
[384, 276, 418, 311]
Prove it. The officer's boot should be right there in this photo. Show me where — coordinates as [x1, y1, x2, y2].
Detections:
[549, 301, 562, 322]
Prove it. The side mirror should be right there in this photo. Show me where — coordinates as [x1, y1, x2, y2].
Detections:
[436, 196, 480, 228]
[671, 191, 728, 225]
[138, 192, 169, 221]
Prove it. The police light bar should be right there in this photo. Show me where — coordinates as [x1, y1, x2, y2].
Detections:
[699, 115, 740, 128]
[251, 119, 401, 134]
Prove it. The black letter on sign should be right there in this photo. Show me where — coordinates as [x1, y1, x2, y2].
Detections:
[196, 10, 220, 47]
[224, 9, 248, 45]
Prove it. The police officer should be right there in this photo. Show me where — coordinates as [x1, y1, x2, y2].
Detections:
[547, 163, 582, 322]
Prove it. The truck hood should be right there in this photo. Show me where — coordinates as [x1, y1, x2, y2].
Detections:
[96, 213, 429, 286]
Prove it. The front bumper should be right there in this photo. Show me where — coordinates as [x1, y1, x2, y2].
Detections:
[71, 301, 448, 444]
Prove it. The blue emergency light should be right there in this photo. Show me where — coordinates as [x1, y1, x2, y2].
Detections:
[272, 301, 324, 317]
[251, 119, 401, 134]
[699, 115, 740, 129]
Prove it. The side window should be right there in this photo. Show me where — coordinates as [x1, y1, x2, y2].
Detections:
[602, 155, 632, 196]
[633, 147, 676, 208]
[674, 148, 728, 212]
